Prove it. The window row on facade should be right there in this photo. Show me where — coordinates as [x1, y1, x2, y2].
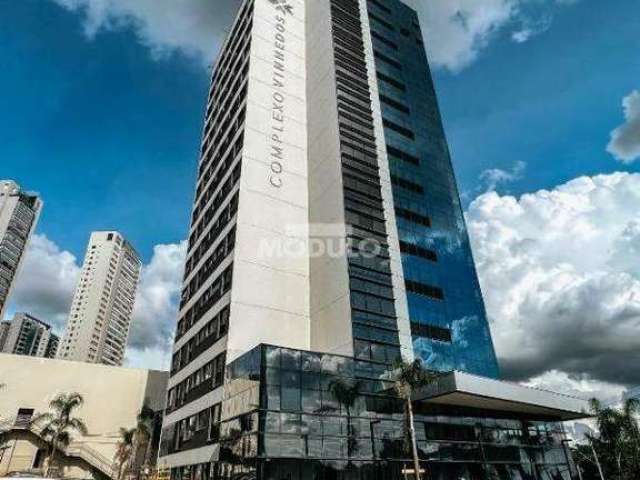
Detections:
[167, 352, 226, 413]
[194, 104, 246, 220]
[205, 0, 254, 115]
[178, 265, 233, 342]
[183, 223, 236, 307]
[161, 402, 222, 456]
[186, 169, 240, 278]
[184, 192, 238, 283]
[172, 305, 230, 374]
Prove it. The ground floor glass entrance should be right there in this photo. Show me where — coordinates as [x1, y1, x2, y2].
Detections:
[171, 459, 574, 480]
[164, 345, 580, 480]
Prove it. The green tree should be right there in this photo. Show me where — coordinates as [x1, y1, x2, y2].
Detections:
[329, 378, 362, 457]
[572, 441, 606, 480]
[393, 359, 438, 480]
[0, 384, 7, 455]
[0, 427, 9, 463]
[131, 405, 156, 480]
[115, 428, 135, 480]
[33, 392, 88, 477]
[620, 398, 640, 461]
[573, 398, 640, 480]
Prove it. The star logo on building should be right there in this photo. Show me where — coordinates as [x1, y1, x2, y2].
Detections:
[269, 0, 293, 15]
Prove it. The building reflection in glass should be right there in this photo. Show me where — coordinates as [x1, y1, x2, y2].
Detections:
[162, 346, 577, 480]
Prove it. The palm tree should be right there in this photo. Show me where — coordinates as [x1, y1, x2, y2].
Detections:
[329, 378, 362, 457]
[0, 427, 9, 460]
[33, 392, 88, 477]
[115, 428, 135, 480]
[393, 359, 438, 480]
[130, 405, 156, 480]
[0, 383, 7, 459]
[586, 397, 640, 480]
[621, 398, 640, 459]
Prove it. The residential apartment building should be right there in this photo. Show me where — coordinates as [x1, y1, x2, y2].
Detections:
[0, 180, 42, 321]
[0, 321, 11, 351]
[58, 231, 141, 366]
[158, 1, 588, 479]
[0, 312, 59, 358]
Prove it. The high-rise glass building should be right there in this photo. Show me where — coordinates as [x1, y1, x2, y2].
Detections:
[368, 0, 499, 378]
[159, 1, 586, 479]
[58, 231, 141, 366]
[0, 180, 42, 322]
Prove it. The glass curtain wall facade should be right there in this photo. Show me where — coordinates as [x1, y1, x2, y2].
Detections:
[330, 0, 402, 366]
[367, 0, 500, 378]
[161, 345, 576, 480]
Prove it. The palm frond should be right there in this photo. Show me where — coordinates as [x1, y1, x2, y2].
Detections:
[393, 358, 438, 399]
[68, 417, 89, 436]
[624, 398, 640, 418]
[39, 425, 57, 442]
[32, 412, 55, 426]
[57, 431, 71, 448]
[135, 404, 156, 441]
[114, 427, 136, 465]
[137, 405, 155, 423]
[50, 392, 84, 416]
[329, 378, 361, 410]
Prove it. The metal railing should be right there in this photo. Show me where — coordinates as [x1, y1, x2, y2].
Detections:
[66, 442, 114, 477]
[1, 416, 114, 478]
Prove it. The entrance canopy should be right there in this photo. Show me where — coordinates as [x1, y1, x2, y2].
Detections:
[414, 371, 592, 421]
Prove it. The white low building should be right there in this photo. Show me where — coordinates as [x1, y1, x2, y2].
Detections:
[0, 354, 167, 479]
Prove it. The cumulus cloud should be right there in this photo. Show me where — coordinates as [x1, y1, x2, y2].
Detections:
[479, 160, 526, 192]
[467, 172, 640, 398]
[7, 234, 186, 370]
[525, 371, 626, 406]
[417, 0, 576, 72]
[48, 0, 577, 73]
[8, 234, 81, 329]
[126, 241, 187, 369]
[50, 0, 241, 66]
[607, 90, 640, 164]
[511, 14, 553, 43]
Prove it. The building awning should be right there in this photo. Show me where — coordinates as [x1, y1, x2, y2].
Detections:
[413, 371, 592, 421]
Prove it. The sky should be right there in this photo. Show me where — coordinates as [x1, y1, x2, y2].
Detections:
[1, 0, 639, 403]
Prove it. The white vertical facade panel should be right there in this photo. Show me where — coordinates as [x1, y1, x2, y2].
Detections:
[227, 0, 311, 362]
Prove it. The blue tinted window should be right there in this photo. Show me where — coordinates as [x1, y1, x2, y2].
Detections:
[369, 0, 500, 378]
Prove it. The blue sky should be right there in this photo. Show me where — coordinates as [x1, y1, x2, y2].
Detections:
[1, 0, 207, 262]
[436, 0, 640, 197]
[2, 0, 640, 399]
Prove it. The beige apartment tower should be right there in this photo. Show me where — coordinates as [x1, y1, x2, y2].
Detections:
[0, 312, 59, 358]
[58, 231, 141, 366]
[0, 180, 42, 321]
